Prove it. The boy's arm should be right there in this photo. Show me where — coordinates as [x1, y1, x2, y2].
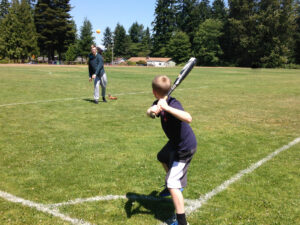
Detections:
[157, 99, 192, 123]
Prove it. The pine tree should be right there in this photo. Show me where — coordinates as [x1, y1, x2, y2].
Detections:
[176, 0, 200, 45]
[0, 0, 10, 20]
[258, 0, 297, 67]
[53, 0, 75, 61]
[128, 22, 144, 43]
[102, 27, 113, 49]
[193, 19, 223, 65]
[34, 0, 75, 62]
[152, 0, 177, 56]
[197, 0, 211, 22]
[226, 0, 259, 66]
[211, 0, 227, 21]
[294, 0, 300, 64]
[0, 0, 38, 62]
[77, 17, 94, 61]
[140, 27, 152, 56]
[167, 31, 191, 64]
[113, 23, 129, 57]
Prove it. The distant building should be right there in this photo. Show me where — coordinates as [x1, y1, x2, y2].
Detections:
[128, 57, 176, 67]
[113, 57, 126, 65]
[74, 56, 87, 64]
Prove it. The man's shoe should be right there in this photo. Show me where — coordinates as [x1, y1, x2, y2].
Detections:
[94, 99, 99, 104]
[170, 221, 178, 225]
[102, 97, 107, 102]
[159, 187, 184, 197]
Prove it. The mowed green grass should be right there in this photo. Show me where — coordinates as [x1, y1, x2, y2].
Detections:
[0, 65, 299, 225]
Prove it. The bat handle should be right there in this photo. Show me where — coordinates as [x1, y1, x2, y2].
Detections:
[150, 112, 156, 119]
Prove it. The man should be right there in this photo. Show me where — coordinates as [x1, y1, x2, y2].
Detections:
[88, 45, 107, 103]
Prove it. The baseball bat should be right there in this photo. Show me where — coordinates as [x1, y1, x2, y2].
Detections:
[150, 57, 197, 118]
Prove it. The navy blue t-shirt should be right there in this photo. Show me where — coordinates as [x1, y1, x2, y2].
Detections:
[153, 97, 197, 151]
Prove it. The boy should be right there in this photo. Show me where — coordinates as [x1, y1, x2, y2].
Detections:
[147, 75, 197, 225]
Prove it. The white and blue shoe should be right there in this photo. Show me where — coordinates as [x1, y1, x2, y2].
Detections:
[170, 221, 178, 225]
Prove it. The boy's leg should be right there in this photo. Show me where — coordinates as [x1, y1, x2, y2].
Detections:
[166, 148, 196, 225]
[161, 162, 169, 172]
[169, 188, 185, 213]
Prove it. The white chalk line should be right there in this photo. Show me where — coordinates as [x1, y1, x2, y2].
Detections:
[0, 190, 91, 225]
[0, 86, 207, 108]
[1, 137, 298, 225]
[46, 193, 173, 208]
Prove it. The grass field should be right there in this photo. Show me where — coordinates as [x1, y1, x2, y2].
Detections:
[0, 64, 299, 225]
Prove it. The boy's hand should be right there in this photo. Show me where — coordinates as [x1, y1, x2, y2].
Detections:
[157, 98, 169, 111]
[151, 105, 162, 115]
[147, 105, 162, 117]
[92, 74, 96, 79]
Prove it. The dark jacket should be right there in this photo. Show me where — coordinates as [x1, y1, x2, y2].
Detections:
[88, 53, 105, 78]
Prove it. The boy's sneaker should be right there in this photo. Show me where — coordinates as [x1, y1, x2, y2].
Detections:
[159, 187, 184, 197]
[170, 221, 178, 225]
[170, 221, 189, 225]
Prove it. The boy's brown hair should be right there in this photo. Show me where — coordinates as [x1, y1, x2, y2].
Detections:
[152, 75, 171, 96]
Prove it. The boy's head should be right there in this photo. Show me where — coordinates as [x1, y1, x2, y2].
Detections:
[152, 75, 171, 98]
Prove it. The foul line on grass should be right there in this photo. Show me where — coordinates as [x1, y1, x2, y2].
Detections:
[0, 86, 207, 108]
[1, 137, 298, 224]
[0, 190, 91, 225]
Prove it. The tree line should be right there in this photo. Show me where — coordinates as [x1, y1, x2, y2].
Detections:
[0, 0, 299, 67]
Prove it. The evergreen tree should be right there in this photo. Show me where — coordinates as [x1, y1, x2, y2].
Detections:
[294, 0, 300, 64]
[77, 18, 94, 61]
[140, 27, 152, 56]
[113, 23, 129, 57]
[198, 0, 211, 23]
[0, 0, 38, 62]
[27, 0, 36, 8]
[193, 19, 223, 65]
[34, 0, 56, 61]
[127, 40, 140, 57]
[54, 0, 75, 61]
[34, 0, 75, 62]
[176, 0, 200, 45]
[227, 0, 297, 67]
[167, 31, 191, 64]
[64, 43, 77, 63]
[226, 0, 259, 66]
[128, 22, 144, 43]
[211, 0, 227, 21]
[102, 27, 113, 49]
[0, 0, 10, 20]
[258, 0, 297, 67]
[127, 23, 151, 57]
[152, 0, 177, 56]
[211, 0, 228, 65]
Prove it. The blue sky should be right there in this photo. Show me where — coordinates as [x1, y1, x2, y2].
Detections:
[69, 0, 157, 46]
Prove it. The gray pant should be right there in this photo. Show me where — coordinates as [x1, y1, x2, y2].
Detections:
[94, 73, 107, 100]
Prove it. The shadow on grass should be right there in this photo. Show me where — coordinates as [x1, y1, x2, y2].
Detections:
[125, 191, 175, 223]
[82, 98, 95, 104]
[82, 98, 108, 104]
